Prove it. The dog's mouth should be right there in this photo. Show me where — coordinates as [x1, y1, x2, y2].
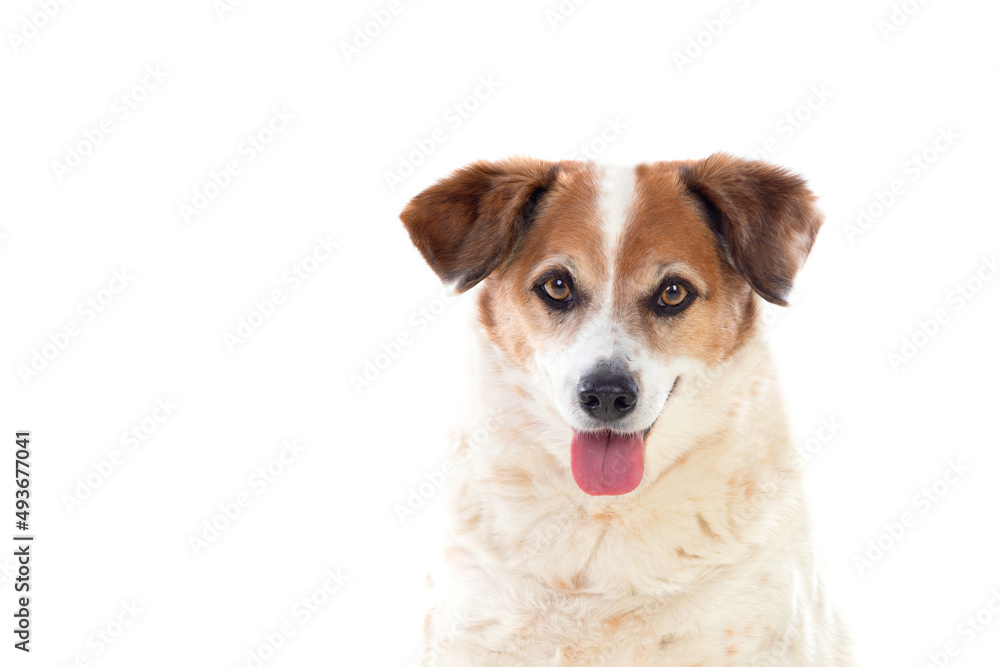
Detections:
[570, 378, 679, 497]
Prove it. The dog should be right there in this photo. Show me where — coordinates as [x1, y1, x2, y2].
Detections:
[400, 155, 853, 666]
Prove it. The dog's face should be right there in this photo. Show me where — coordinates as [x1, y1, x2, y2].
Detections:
[401, 156, 821, 496]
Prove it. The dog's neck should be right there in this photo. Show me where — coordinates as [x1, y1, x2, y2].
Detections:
[442, 315, 805, 601]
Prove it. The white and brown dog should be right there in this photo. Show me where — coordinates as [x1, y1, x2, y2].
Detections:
[401, 155, 853, 666]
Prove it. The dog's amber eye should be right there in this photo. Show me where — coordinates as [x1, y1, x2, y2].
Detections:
[659, 284, 688, 307]
[543, 277, 571, 301]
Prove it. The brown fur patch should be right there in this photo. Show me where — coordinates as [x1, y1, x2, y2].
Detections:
[696, 513, 720, 541]
[495, 465, 534, 490]
[477, 287, 497, 332]
[650, 450, 693, 488]
[677, 153, 823, 306]
[457, 508, 483, 533]
[553, 573, 585, 591]
[604, 611, 630, 632]
[401, 157, 561, 292]
[593, 507, 619, 523]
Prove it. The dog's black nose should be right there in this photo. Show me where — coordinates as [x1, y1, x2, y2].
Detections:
[577, 371, 638, 422]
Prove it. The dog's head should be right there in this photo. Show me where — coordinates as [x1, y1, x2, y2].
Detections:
[401, 155, 822, 497]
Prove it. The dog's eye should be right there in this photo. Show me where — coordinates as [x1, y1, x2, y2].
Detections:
[543, 277, 571, 301]
[659, 284, 688, 307]
[535, 274, 576, 310]
[652, 280, 695, 315]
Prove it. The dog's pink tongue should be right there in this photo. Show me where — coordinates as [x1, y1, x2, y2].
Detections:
[570, 431, 644, 496]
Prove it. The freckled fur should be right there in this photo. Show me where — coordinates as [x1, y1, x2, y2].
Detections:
[402, 156, 853, 666]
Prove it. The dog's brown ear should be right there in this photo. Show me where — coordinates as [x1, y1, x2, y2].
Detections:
[400, 158, 560, 292]
[679, 154, 823, 306]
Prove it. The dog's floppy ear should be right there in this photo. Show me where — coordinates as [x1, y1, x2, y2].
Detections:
[679, 153, 823, 306]
[400, 158, 560, 292]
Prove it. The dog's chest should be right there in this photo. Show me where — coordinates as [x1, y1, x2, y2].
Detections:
[426, 575, 786, 666]
[431, 517, 790, 665]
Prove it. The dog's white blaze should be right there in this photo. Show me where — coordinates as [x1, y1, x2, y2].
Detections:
[597, 165, 637, 285]
[590, 164, 637, 361]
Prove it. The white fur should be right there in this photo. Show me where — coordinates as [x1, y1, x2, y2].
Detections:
[599, 165, 636, 283]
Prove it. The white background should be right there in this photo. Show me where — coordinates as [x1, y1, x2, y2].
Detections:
[1, 0, 999, 665]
